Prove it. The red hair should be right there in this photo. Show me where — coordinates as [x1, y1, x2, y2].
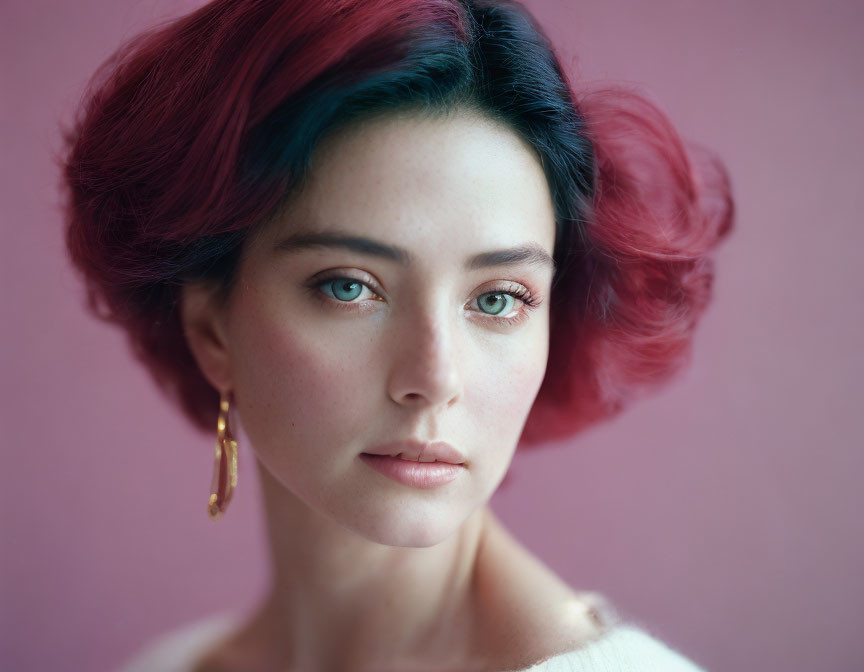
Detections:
[58, 0, 734, 446]
[522, 87, 733, 444]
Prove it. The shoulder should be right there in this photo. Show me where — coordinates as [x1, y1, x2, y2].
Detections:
[115, 612, 243, 672]
[499, 590, 623, 666]
[519, 624, 709, 672]
[470, 513, 621, 663]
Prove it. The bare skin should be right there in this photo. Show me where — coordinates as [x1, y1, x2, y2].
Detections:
[192, 498, 614, 672]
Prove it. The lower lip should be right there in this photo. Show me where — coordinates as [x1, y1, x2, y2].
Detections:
[359, 454, 464, 489]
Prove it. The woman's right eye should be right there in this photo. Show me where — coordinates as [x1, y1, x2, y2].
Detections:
[313, 276, 384, 307]
[321, 278, 366, 301]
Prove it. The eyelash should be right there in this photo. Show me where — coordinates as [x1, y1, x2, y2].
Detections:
[306, 272, 542, 326]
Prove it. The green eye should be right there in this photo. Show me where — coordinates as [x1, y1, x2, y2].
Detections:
[477, 292, 515, 316]
[323, 278, 364, 301]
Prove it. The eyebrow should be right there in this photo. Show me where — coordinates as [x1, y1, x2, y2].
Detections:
[272, 230, 556, 274]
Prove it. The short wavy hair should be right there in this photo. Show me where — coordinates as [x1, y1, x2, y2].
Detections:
[59, 0, 734, 447]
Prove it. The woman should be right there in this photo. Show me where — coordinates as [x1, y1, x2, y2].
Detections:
[60, 0, 733, 670]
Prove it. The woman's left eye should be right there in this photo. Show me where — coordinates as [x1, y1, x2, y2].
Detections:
[473, 290, 538, 324]
[310, 275, 541, 325]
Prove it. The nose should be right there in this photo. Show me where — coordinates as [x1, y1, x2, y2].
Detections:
[387, 305, 463, 409]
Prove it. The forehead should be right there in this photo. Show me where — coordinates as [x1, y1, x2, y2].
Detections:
[258, 108, 557, 259]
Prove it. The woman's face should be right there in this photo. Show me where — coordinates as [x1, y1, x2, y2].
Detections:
[192, 109, 557, 547]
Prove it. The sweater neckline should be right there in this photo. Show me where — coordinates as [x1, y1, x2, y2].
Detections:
[124, 612, 696, 672]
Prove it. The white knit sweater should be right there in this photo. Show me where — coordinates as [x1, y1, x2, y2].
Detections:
[117, 612, 707, 672]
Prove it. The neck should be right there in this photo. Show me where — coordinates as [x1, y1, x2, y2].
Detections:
[247, 459, 494, 671]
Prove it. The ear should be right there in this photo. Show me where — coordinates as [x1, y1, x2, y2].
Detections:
[179, 281, 233, 394]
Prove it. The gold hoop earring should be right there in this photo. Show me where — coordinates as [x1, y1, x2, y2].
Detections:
[208, 392, 238, 520]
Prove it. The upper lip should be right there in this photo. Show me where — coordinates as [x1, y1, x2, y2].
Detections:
[363, 439, 467, 465]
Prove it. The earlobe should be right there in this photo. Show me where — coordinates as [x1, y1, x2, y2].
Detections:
[179, 281, 233, 394]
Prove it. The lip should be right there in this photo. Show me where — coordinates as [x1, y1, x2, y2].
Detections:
[362, 440, 467, 465]
[360, 440, 467, 489]
[359, 454, 464, 489]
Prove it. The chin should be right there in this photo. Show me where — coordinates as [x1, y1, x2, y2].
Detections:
[341, 499, 475, 549]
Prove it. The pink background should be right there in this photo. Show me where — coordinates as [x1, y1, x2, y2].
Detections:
[2, 1, 863, 670]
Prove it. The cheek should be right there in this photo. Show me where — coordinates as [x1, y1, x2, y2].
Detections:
[468, 320, 550, 438]
[226, 290, 376, 467]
